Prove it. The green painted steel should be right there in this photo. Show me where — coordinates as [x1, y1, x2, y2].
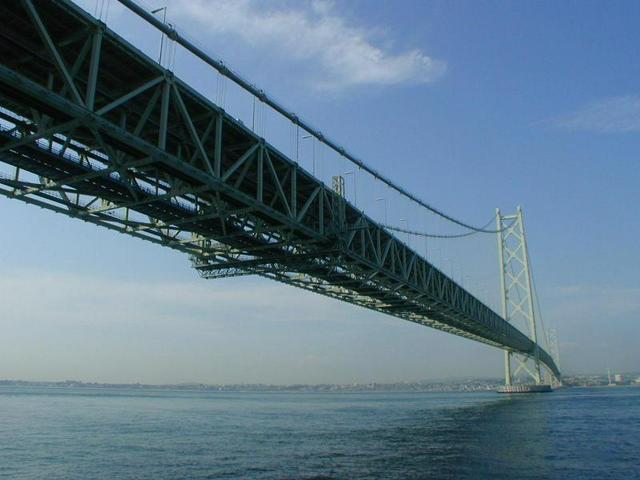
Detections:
[0, 0, 560, 379]
[117, 0, 502, 235]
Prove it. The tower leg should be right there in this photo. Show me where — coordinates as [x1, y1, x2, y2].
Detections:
[504, 350, 512, 386]
[497, 206, 557, 387]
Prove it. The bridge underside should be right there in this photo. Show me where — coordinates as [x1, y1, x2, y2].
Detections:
[0, 0, 559, 378]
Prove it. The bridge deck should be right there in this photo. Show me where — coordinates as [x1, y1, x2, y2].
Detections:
[0, 0, 559, 378]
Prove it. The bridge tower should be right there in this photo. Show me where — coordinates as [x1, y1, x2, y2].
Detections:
[546, 328, 562, 387]
[496, 206, 544, 387]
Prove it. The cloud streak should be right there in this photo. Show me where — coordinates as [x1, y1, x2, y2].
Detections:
[549, 95, 640, 133]
[0, 267, 469, 384]
[168, 0, 446, 90]
[0, 269, 353, 328]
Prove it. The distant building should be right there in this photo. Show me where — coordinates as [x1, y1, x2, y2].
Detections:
[614, 374, 623, 384]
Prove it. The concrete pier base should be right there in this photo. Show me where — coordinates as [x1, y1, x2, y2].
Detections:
[496, 384, 552, 393]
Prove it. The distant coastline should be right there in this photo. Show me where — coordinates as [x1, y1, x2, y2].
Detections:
[0, 378, 502, 393]
[2, 373, 638, 392]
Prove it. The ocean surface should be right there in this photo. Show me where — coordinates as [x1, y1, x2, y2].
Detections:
[0, 385, 638, 479]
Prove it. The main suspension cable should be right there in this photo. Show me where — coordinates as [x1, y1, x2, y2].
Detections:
[116, 0, 508, 234]
[382, 216, 514, 238]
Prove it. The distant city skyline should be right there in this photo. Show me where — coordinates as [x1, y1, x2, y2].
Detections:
[1, 0, 639, 384]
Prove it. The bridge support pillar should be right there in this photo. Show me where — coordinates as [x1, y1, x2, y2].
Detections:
[504, 351, 512, 386]
[497, 207, 547, 387]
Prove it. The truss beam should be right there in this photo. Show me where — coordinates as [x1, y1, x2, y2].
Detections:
[0, 0, 559, 378]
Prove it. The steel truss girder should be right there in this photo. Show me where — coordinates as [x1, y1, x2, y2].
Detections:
[0, 0, 559, 376]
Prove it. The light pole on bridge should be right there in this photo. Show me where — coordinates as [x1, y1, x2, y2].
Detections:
[399, 218, 409, 245]
[302, 134, 316, 176]
[344, 170, 357, 208]
[376, 197, 387, 225]
[151, 7, 167, 65]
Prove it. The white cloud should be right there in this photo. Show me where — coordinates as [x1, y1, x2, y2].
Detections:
[167, 0, 446, 90]
[549, 95, 640, 133]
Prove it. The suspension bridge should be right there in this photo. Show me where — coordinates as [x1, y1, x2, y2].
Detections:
[0, 0, 560, 387]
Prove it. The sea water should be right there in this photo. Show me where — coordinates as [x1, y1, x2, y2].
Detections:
[0, 386, 638, 479]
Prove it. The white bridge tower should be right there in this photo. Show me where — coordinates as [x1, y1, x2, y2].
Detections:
[496, 206, 549, 388]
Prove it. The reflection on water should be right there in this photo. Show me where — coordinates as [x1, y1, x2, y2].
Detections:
[0, 386, 638, 479]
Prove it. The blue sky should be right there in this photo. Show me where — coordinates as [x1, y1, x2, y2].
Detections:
[1, 0, 638, 383]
